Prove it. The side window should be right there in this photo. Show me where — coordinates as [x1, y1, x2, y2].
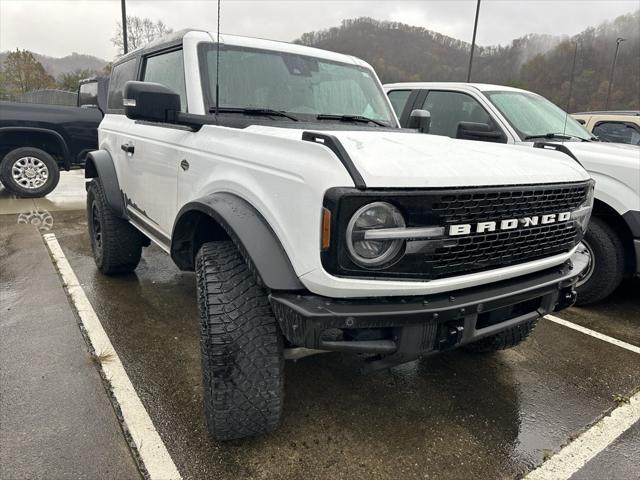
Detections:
[593, 121, 640, 145]
[107, 59, 138, 112]
[421, 91, 493, 138]
[387, 90, 412, 117]
[78, 81, 98, 107]
[143, 49, 187, 112]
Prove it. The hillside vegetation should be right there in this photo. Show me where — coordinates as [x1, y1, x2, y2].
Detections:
[295, 12, 640, 111]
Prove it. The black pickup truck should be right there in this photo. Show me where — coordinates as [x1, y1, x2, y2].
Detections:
[0, 77, 108, 197]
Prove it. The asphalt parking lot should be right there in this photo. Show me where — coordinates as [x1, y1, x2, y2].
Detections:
[1, 172, 639, 480]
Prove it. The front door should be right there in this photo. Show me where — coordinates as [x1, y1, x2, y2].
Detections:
[120, 48, 190, 244]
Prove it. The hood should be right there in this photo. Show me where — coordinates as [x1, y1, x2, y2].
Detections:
[248, 126, 590, 188]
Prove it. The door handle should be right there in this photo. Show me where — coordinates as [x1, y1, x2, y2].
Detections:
[121, 142, 135, 154]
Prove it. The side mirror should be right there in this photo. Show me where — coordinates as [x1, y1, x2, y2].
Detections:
[123, 81, 180, 123]
[407, 109, 431, 133]
[456, 121, 507, 143]
[575, 118, 586, 125]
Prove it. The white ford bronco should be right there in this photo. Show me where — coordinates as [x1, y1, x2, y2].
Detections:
[86, 30, 592, 440]
[385, 83, 640, 304]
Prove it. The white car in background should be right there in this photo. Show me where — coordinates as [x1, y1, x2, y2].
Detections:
[384, 83, 640, 305]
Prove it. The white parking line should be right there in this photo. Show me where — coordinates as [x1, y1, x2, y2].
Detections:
[545, 314, 640, 354]
[523, 389, 640, 480]
[43, 233, 181, 480]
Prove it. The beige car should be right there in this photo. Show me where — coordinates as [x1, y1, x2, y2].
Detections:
[572, 111, 640, 145]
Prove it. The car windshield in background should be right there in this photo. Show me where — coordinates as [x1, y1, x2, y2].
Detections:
[485, 90, 593, 141]
[200, 45, 395, 126]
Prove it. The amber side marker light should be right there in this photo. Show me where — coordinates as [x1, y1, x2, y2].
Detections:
[321, 208, 332, 251]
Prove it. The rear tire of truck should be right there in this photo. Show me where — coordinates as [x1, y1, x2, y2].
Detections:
[575, 216, 625, 306]
[463, 318, 538, 353]
[0, 147, 60, 198]
[87, 178, 142, 274]
[196, 241, 284, 441]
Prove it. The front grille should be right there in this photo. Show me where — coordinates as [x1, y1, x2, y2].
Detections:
[432, 184, 588, 225]
[322, 182, 590, 281]
[426, 183, 587, 278]
[429, 221, 578, 278]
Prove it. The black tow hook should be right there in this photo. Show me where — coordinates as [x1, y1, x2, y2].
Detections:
[554, 288, 577, 312]
[437, 321, 465, 350]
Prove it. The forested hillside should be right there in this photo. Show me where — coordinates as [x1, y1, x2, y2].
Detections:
[0, 51, 107, 78]
[295, 12, 639, 111]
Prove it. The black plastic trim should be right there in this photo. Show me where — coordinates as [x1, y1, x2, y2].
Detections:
[302, 131, 366, 189]
[533, 142, 582, 165]
[172, 193, 304, 291]
[622, 210, 640, 238]
[84, 150, 126, 217]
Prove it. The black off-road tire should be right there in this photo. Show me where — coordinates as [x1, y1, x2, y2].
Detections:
[0, 147, 60, 198]
[196, 241, 284, 441]
[87, 178, 142, 274]
[575, 216, 625, 306]
[463, 318, 539, 353]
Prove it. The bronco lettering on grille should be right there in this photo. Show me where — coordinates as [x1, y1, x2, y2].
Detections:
[448, 211, 572, 236]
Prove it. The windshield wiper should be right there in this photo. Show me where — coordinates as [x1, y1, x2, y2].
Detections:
[523, 132, 591, 142]
[210, 107, 299, 121]
[316, 114, 388, 127]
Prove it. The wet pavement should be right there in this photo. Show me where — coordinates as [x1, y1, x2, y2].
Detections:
[0, 211, 140, 479]
[1, 175, 639, 479]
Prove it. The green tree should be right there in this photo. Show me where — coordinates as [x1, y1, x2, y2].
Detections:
[111, 16, 173, 55]
[1, 49, 55, 94]
[58, 69, 94, 92]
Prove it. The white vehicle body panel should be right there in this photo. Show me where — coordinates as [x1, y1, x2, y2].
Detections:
[100, 35, 592, 298]
[384, 82, 640, 216]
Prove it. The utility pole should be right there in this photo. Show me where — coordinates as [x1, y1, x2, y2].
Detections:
[466, 0, 481, 83]
[121, 0, 128, 54]
[605, 37, 625, 110]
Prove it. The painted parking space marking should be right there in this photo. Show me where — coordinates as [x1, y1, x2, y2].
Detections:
[525, 314, 640, 479]
[43, 233, 181, 480]
[523, 389, 640, 480]
[545, 314, 640, 355]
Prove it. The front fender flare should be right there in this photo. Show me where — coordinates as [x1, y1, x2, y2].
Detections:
[84, 150, 126, 218]
[172, 193, 304, 291]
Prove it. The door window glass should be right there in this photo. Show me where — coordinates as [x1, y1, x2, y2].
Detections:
[421, 91, 492, 138]
[593, 122, 640, 145]
[143, 49, 187, 112]
[387, 90, 412, 117]
[107, 58, 138, 112]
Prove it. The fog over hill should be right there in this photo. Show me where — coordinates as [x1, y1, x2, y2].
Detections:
[295, 12, 639, 111]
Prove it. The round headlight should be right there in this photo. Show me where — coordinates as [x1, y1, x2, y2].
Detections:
[346, 202, 406, 268]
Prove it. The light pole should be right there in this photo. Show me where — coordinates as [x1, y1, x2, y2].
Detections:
[605, 37, 625, 110]
[466, 0, 481, 83]
[121, 0, 128, 54]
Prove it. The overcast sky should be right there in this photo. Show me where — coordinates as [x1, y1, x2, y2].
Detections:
[1, 0, 638, 60]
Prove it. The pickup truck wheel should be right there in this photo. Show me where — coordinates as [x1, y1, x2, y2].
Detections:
[0, 147, 60, 198]
[196, 241, 284, 441]
[87, 179, 142, 274]
[575, 216, 625, 306]
[463, 318, 538, 353]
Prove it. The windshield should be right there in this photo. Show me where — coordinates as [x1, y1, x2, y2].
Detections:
[485, 90, 593, 140]
[200, 44, 396, 126]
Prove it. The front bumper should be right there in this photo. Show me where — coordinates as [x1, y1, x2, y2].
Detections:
[270, 250, 588, 367]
